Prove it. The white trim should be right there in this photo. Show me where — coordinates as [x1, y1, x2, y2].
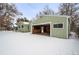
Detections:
[32, 22, 52, 25]
[50, 23, 52, 37]
[66, 17, 69, 39]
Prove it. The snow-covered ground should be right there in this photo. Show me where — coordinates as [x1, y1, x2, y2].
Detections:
[69, 32, 78, 39]
[0, 31, 79, 55]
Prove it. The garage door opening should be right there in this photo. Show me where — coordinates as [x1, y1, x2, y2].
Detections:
[32, 24, 50, 36]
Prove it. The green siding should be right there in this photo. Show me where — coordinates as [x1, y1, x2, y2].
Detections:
[32, 16, 67, 24]
[51, 17, 67, 39]
[32, 16, 69, 38]
[17, 22, 30, 32]
[18, 25, 29, 32]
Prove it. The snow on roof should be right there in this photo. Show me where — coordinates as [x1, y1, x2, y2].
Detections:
[23, 22, 29, 24]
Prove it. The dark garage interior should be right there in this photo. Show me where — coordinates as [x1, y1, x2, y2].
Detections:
[32, 24, 50, 36]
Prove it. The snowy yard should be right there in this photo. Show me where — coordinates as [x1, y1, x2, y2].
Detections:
[0, 31, 79, 55]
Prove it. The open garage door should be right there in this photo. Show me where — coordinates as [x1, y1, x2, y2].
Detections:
[32, 24, 50, 36]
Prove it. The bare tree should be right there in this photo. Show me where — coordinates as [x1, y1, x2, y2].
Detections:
[36, 5, 54, 18]
[58, 3, 79, 31]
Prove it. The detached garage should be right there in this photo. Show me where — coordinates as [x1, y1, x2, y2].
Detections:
[31, 15, 70, 39]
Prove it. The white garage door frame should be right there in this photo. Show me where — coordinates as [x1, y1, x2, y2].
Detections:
[31, 22, 52, 37]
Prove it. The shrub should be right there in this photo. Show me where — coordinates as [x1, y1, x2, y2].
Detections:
[76, 27, 79, 38]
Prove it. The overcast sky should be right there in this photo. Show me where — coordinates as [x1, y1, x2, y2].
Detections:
[15, 3, 59, 20]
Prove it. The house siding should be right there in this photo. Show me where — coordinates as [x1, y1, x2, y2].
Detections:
[17, 22, 30, 32]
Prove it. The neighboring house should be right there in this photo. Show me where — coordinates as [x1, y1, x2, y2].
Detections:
[16, 21, 30, 32]
[31, 15, 70, 39]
